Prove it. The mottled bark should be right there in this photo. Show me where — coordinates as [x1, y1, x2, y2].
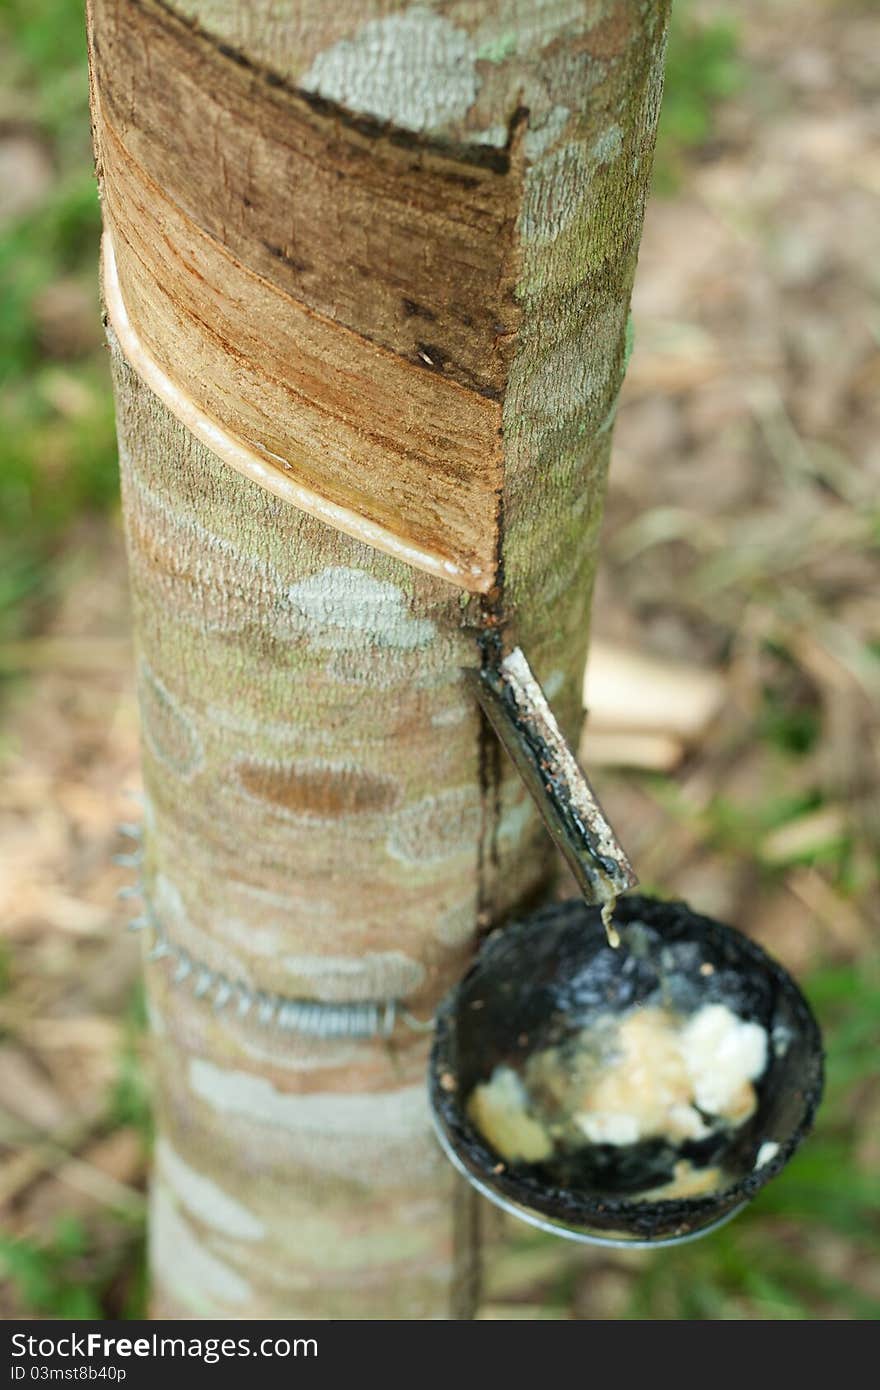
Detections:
[90, 0, 669, 1318]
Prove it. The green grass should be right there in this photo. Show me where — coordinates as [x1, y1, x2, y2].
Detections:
[1, 1217, 110, 1319]
[0, 981, 151, 1320]
[1, 1211, 147, 1320]
[654, 3, 744, 193]
[107, 983, 153, 1142]
[0, 0, 117, 651]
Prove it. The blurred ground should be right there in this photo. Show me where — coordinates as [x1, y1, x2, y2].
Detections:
[0, 0, 878, 1319]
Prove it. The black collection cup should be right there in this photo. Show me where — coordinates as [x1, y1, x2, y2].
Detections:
[430, 894, 824, 1247]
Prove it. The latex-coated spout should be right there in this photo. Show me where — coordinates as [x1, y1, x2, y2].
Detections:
[472, 647, 638, 925]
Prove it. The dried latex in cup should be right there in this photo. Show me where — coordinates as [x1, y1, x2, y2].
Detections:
[429, 895, 823, 1247]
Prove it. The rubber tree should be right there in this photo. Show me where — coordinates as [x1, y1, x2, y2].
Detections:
[87, 0, 670, 1319]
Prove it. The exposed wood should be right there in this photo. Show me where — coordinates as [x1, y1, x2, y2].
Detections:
[101, 234, 489, 587]
[91, 0, 517, 588]
[92, 0, 520, 393]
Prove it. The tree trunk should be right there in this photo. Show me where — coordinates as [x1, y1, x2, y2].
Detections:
[88, 0, 669, 1319]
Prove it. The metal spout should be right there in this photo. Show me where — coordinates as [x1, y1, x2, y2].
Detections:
[472, 647, 637, 919]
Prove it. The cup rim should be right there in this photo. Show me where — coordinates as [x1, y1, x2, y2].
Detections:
[429, 894, 824, 1239]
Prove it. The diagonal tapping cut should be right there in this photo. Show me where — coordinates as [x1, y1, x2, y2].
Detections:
[101, 231, 493, 589]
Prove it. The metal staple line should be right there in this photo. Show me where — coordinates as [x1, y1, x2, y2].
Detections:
[115, 823, 427, 1040]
